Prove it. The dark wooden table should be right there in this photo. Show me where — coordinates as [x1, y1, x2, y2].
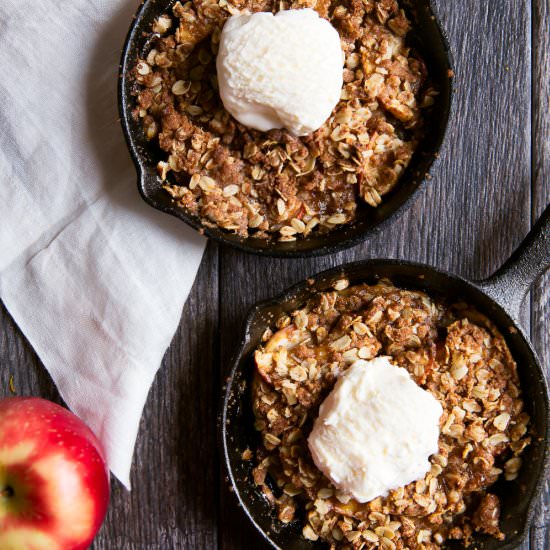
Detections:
[1, 0, 548, 548]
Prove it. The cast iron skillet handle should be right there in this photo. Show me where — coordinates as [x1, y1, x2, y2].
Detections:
[475, 204, 550, 322]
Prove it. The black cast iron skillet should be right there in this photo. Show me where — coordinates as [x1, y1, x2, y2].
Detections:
[222, 205, 550, 549]
[119, 0, 453, 257]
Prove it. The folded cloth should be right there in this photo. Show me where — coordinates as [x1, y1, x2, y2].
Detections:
[0, 0, 206, 488]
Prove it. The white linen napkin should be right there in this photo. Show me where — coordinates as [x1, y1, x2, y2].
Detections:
[0, 0, 206, 488]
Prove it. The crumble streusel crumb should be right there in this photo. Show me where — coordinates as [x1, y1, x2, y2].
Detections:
[132, 0, 437, 240]
[251, 279, 530, 548]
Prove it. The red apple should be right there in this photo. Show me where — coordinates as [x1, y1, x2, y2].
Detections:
[0, 397, 110, 549]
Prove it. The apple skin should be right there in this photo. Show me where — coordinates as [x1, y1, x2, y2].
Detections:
[0, 397, 110, 550]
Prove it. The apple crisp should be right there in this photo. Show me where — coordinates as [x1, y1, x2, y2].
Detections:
[132, 0, 437, 240]
[250, 279, 531, 548]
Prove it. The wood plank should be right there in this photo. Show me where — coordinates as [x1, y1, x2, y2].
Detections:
[530, 0, 550, 548]
[218, 0, 534, 548]
[92, 242, 220, 549]
[0, 306, 61, 404]
[429, 0, 533, 281]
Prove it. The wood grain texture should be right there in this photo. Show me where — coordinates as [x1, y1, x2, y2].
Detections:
[530, 1, 550, 548]
[91, 243, 220, 549]
[0, 0, 547, 549]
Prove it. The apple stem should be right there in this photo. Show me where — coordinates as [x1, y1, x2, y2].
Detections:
[1, 486, 14, 498]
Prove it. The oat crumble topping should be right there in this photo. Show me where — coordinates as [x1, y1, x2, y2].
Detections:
[132, 0, 438, 240]
[250, 279, 531, 548]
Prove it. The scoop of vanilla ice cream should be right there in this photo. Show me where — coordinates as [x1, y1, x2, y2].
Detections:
[308, 357, 442, 503]
[216, 9, 343, 136]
